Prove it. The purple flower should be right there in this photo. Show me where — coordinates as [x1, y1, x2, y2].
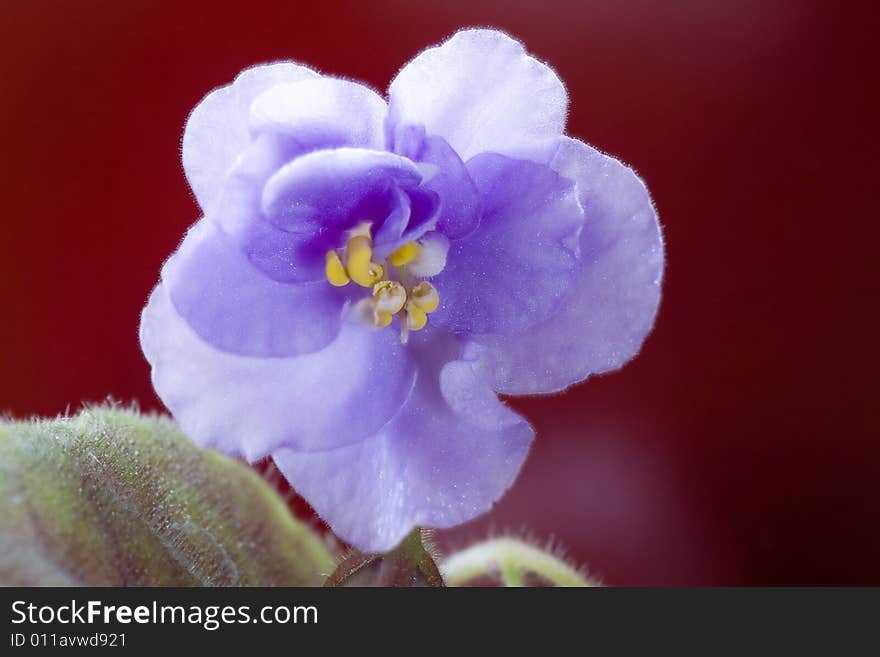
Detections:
[140, 29, 664, 552]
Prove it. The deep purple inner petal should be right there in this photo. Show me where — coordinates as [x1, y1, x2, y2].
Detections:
[372, 186, 411, 251]
[391, 124, 481, 239]
[210, 142, 441, 284]
[262, 149, 422, 232]
[256, 147, 440, 274]
[373, 186, 441, 257]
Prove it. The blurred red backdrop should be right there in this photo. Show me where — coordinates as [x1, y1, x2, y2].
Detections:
[1, 1, 877, 585]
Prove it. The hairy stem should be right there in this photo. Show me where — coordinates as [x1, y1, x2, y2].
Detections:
[441, 538, 594, 587]
[323, 551, 381, 587]
[325, 528, 445, 587]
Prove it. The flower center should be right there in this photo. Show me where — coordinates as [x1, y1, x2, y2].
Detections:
[325, 225, 440, 341]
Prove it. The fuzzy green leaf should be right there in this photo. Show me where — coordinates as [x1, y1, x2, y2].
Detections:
[0, 407, 334, 586]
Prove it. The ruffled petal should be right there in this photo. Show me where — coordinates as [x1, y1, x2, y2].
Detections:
[430, 153, 584, 335]
[272, 331, 533, 552]
[182, 62, 319, 213]
[262, 148, 423, 233]
[208, 142, 439, 285]
[387, 29, 567, 163]
[206, 133, 286, 237]
[392, 187, 441, 250]
[162, 219, 351, 358]
[201, 134, 326, 284]
[249, 77, 387, 151]
[371, 186, 411, 248]
[392, 125, 481, 239]
[473, 138, 665, 394]
[139, 284, 417, 461]
[371, 187, 440, 257]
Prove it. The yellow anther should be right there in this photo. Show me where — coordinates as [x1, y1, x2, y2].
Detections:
[388, 241, 421, 267]
[324, 250, 350, 287]
[374, 310, 393, 328]
[410, 281, 439, 313]
[346, 234, 384, 287]
[405, 301, 428, 331]
[349, 221, 373, 239]
[373, 280, 407, 315]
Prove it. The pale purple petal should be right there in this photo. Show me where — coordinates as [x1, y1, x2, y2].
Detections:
[182, 62, 319, 212]
[388, 29, 567, 163]
[272, 330, 533, 552]
[205, 133, 286, 237]
[202, 134, 328, 284]
[430, 153, 584, 335]
[473, 138, 665, 394]
[162, 220, 351, 357]
[139, 284, 417, 461]
[249, 77, 387, 151]
[238, 217, 329, 284]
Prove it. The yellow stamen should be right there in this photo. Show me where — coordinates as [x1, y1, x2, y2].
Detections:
[351, 298, 394, 329]
[410, 281, 439, 313]
[324, 250, 350, 286]
[373, 280, 407, 315]
[374, 310, 393, 328]
[388, 241, 421, 267]
[328, 226, 441, 335]
[349, 221, 373, 239]
[405, 301, 428, 331]
[345, 234, 384, 287]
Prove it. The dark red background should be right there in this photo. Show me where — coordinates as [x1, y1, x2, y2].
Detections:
[2, 1, 877, 584]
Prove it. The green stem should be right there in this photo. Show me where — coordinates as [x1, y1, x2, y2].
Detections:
[324, 528, 445, 587]
[379, 528, 445, 586]
[499, 560, 524, 587]
[323, 551, 381, 587]
[441, 538, 594, 587]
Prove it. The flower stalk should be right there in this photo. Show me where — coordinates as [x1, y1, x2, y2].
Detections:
[441, 538, 595, 587]
[325, 528, 445, 587]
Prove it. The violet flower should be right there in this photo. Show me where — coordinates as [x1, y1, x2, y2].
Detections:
[140, 29, 664, 552]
